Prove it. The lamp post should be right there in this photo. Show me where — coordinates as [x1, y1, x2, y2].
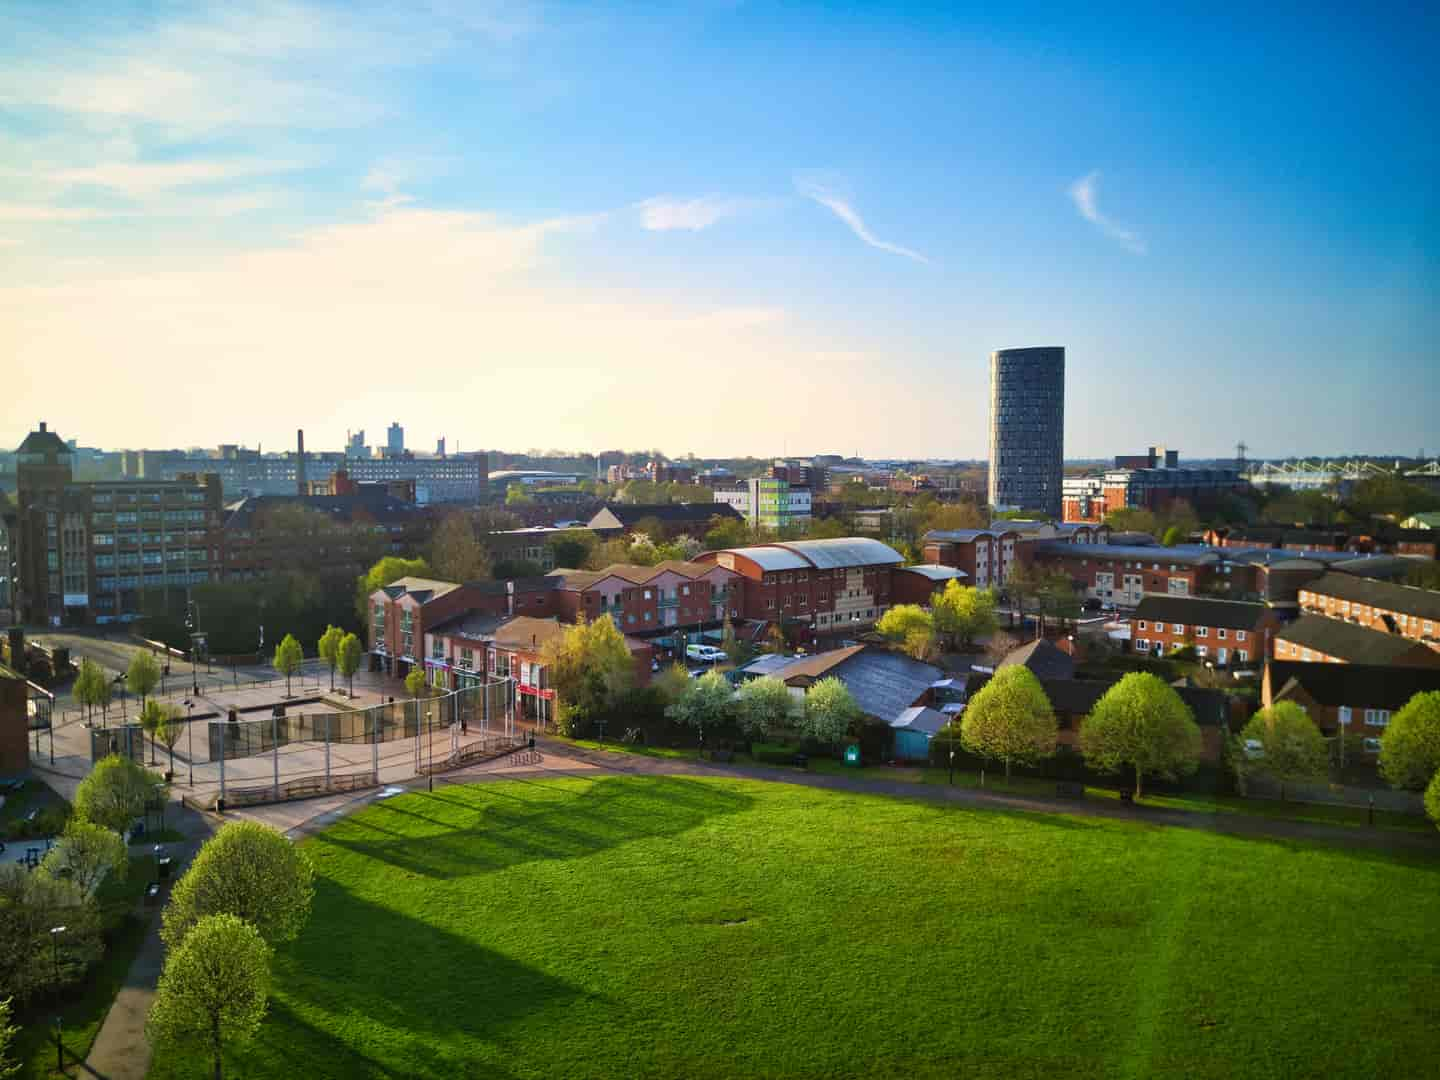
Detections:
[49, 925, 66, 987]
[54, 1014, 64, 1075]
[184, 699, 194, 787]
[949, 748, 956, 786]
[426, 706, 434, 792]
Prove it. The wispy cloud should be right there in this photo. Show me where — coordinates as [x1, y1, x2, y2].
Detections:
[794, 175, 928, 264]
[0, 203, 108, 222]
[1067, 170, 1146, 255]
[636, 195, 759, 232]
[50, 159, 302, 198]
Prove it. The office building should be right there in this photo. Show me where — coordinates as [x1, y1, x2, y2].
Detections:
[713, 478, 812, 530]
[988, 346, 1065, 517]
[387, 422, 405, 455]
[1062, 446, 1247, 524]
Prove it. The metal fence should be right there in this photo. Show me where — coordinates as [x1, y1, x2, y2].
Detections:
[218, 769, 381, 810]
[1242, 776, 1425, 814]
[206, 680, 514, 762]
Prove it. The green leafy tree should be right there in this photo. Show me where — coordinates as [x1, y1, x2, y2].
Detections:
[317, 624, 344, 691]
[73, 657, 106, 726]
[546, 529, 596, 570]
[39, 819, 127, 894]
[1161, 524, 1184, 547]
[148, 913, 272, 1080]
[139, 697, 165, 765]
[1079, 672, 1203, 798]
[0, 867, 104, 1004]
[667, 670, 734, 746]
[1036, 572, 1082, 635]
[702, 515, 750, 551]
[355, 555, 432, 620]
[1378, 690, 1440, 791]
[162, 820, 316, 950]
[429, 512, 492, 582]
[1239, 701, 1329, 801]
[541, 615, 635, 735]
[74, 754, 163, 836]
[1103, 508, 1161, 536]
[126, 649, 161, 709]
[652, 663, 691, 706]
[720, 615, 746, 666]
[960, 665, 1057, 781]
[877, 604, 936, 660]
[804, 676, 862, 747]
[404, 665, 428, 700]
[0, 996, 18, 1080]
[932, 581, 999, 649]
[272, 633, 304, 697]
[735, 676, 795, 740]
[762, 624, 786, 655]
[337, 632, 363, 697]
[158, 705, 184, 775]
[1426, 769, 1440, 832]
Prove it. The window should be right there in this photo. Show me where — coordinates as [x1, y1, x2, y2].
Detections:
[1364, 709, 1390, 727]
[1235, 649, 1247, 663]
[1363, 738, 1382, 753]
[1218, 628, 1228, 639]
[1236, 630, 1247, 642]
[1196, 645, 1208, 658]
[1196, 627, 1208, 638]
[1136, 638, 1150, 652]
[1337, 706, 1351, 727]
[1137, 620, 1147, 630]
[1301, 648, 1312, 661]
[1172, 624, 1185, 636]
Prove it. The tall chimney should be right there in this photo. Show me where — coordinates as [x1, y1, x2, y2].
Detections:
[297, 429, 307, 495]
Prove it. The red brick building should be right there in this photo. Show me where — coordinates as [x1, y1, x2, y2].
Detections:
[1262, 661, 1440, 751]
[1273, 614, 1440, 668]
[1130, 596, 1279, 666]
[1296, 573, 1440, 651]
[550, 561, 741, 636]
[1027, 542, 1230, 607]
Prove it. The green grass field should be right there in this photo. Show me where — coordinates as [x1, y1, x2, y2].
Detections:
[149, 776, 1439, 1079]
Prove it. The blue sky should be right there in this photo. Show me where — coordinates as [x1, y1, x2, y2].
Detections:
[1, 2, 1436, 460]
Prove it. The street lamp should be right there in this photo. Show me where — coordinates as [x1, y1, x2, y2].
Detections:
[184, 699, 194, 787]
[426, 706, 434, 792]
[49, 925, 66, 987]
[949, 748, 956, 786]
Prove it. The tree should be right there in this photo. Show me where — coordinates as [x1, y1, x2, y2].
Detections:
[703, 515, 749, 551]
[546, 529, 596, 570]
[0, 996, 18, 1080]
[1104, 508, 1161, 536]
[1160, 525, 1184, 547]
[1426, 770, 1440, 832]
[126, 649, 161, 708]
[39, 819, 127, 894]
[355, 555, 431, 621]
[162, 820, 316, 950]
[762, 624, 786, 655]
[1079, 672, 1203, 799]
[336, 632, 363, 697]
[735, 677, 795, 740]
[73, 657, 106, 726]
[984, 629, 1021, 665]
[148, 913, 272, 1080]
[667, 670, 734, 747]
[317, 624, 344, 691]
[932, 581, 999, 649]
[0, 867, 103, 1004]
[404, 665, 428, 700]
[429, 513, 492, 583]
[876, 605, 936, 660]
[272, 633, 304, 697]
[139, 698, 166, 765]
[960, 666, 1057, 782]
[1238, 702, 1329, 801]
[74, 754, 162, 836]
[540, 615, 635, 734]
[1036, 572, 1082, 635]
[925, 502, 987, 533]
[804, 676, 862, 746]
[158, 705, 184, 775]
[1378, 690, 1440, 791]
[720, 615, 745, 666]
[651, 663, 691, 706]
[1004, 561, 1044, 631]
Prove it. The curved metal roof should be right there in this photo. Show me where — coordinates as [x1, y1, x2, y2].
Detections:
[898, 564, 968, 580]
[771, 537, 904, 569]
[732, 546, 812, 571]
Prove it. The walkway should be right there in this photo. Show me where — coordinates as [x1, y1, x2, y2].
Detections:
[80, 797, 219, 1080]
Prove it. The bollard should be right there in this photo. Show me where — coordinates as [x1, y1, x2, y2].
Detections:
[1368, 794, 1374, 827]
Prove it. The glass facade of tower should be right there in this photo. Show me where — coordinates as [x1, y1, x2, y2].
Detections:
[988, 346, 1065, 518]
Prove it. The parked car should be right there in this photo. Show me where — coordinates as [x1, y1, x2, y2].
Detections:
[1082, 598, 1102, 612]
[686, 644, 726, 663]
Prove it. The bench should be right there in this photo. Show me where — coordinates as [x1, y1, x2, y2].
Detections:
[1119, 789, 1134, 804]
[791, 753, 809, 770]
[1055, 781, 1086, 799]
[23, 808, 39, 824]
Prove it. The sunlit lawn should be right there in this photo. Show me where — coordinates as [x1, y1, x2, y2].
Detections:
[148, 776, 1439, 1079]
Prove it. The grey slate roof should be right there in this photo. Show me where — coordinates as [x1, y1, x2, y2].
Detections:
[891, 706, 949, 735]
[1303, 573, 1440, 620]
[1275, 614, 1438, 666]
[997, 638, 1076, 681]
[1268, 661, 1440, 711]
[779, 647, 940, 724]
[1133, 596, 1269, 631]
[1032, 541, 1219, 565]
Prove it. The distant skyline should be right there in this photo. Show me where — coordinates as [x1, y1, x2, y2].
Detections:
[2, 3, 1436, 459]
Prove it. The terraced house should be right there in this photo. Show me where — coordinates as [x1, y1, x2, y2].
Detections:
[1272, 614, 1440, 669]
[1296, 573, 1440, 652]
[1130, 596, 1279, 665]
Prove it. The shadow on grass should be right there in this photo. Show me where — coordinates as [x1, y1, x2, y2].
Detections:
[310, 775, 754, 880]
[153, 883, 562, 1080]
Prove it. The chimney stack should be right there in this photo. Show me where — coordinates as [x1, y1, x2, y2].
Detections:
[297, 429, 307, 495]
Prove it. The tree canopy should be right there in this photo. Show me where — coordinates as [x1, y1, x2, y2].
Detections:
[355, 555, 432, 620]
[540, 615, 635, 734]
[960, 666, 1057, 780]
[429, 513, 492, 582]
[317, 624, 344, 689]
[125, 649, 161, 705]
[1239, 701, 1329, 799]
[336, 632, 363, 695]
[162, 820, 316, 950]
[148, 913, 272, 1080]
[1079, 672, 1202, 798]
[667, 670, 734, 743]
[273, 633, 304, 695]
[74, 754, 162, 836]
[804, 677, 862, 745]
[39, 819, 128, 894]
[1426, 770, 1440, 833]
[876, 604, 936, 661]
[1378, 691, 1440, 791]
[932, 581, 999, 649]
[734, 677, 795, 739]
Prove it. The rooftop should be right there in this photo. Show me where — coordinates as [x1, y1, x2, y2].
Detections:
[1268, 660, 1440, 711]
[1133, 595, 1271, 631]
[1276, 614, 1440, 666]
[996, 638, 1076, 681]
[1032, 541, 1221, 565]
[1301, 573, 1440, 621]
[380, 577, 464, 603]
